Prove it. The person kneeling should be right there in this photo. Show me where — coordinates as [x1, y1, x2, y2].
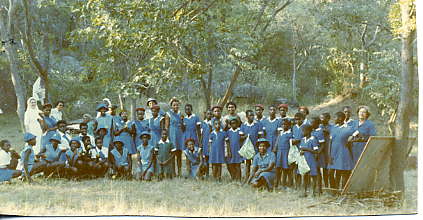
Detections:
[247, 138, 276, 192]
[37, 133, 66, 178]
[64, 138, 84, 180]
[110, 137, 131, 179]
[183, 138, 205, 179]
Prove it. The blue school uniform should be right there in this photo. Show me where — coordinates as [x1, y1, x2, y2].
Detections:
[328, 124, 355, 171]
[240, 121, 263, 152]
[148, 116, 163, 147]
[114, 119, 136, 154]
[0, 168, 15, 182]
[19, 145, 35, 174]
[292, 123, 306, 141]
[252, 152, 276, 188]
[41, 116, 57, 148]
[42, 143, 65, 162]
[183, 114, 201, 146]
[311, 128, 325, 168]
[183, 148, 201, 178]
[255, 116, 266, 124]
[110, 148, 129, 167]
[65, 149, 80, 166]
[351, 120, 377, 165]
[200, 120, 212, 156]
[137, 144, 155, 174]
[167, 110, 184, 150]
[129, 119, 150, 149]
[345, 119, 354, 127]
[298, 136, 319, 176]
[226, 128, 243, 164]
[209, 130, 227, 164]
[96, 114, 114, 147]
[262, 117, 281, 153]
[275, 130, 293, 169]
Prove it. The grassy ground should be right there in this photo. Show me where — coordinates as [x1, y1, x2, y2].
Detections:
[0, 98, 418, 216]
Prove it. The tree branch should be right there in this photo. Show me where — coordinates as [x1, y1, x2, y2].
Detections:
[253, 0, 270, 32]
[261, 0, 294, 33]
[365, 25, 380, 48]
[360, 23, 368, 49]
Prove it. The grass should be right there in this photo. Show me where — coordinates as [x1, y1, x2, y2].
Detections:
[0, 98, 418, 216]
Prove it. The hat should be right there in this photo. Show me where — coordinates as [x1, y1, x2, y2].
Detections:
[254, 104, 264, 110]
[113, 137, 124, 144]
[278, 104, 289, 110]
[23, 133, 36, 142]
[140, 131, 151, 138]
[49, 133, 62, 143]
[147, 98, 157, 105]
[256, 138, 270, 147]
[96, 103, 108, 111]
[69, 137, 81, 146]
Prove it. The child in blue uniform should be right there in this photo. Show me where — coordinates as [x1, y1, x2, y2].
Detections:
[310, 117, 325, 194]
[240, 110, 263, 181]
[0, 140, 21, 182]
[211, 105, 225, 131]
[226, 117, 245, 181]
[155, 129, 176, 180]
[93, 136, 110, 177]
[343, 106, 354, 127]
[209, 119, 228, 181]
[298, 106, 310, 125]
[183, 138, 205, 179]
[254, 104, 266, 124]
[114, 110, 136, 156]
[95, 104, 114, 149]
[350, 106, 377, 165]
[328, 112, 355, 189]
[130, 108, 150, 149]
[223, 101, 242, 130]
[136, 131, 155, 181]
[38, 133, 67, 177]
[64, 137, 83, 179]
[247, 138, 276, 192]
[298, 125, 319, 197]
[182, 104, 201, 147]
[319, 112, 333, 188]
[200, 109, 213, 177]
[292, 112, 306, 188]
[273, 119, 293, 189]
[39, 103, 58, 150]
[110, 137, 131, 179]
[165, 98, 184, 177]
[262, 105, 280, 153]
[149, 105, 164, 147]
[20, 133, 44, 182]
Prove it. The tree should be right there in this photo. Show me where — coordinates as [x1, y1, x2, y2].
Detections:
[0, 0, 27, 133]
[389, 0, 416, 199]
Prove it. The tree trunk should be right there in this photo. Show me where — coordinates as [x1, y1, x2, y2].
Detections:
[207, 68, 213, 108]
[0, 0, 27, 133]
[217, 65, 241, 107]
[130, 97, 136, 121]
[389, 0, 415, 199]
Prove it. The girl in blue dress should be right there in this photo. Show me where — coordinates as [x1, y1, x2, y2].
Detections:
[247, 138, 276, 192]
[182, 104, 201, 147]
[20, 133, 45, 182]
[319, 112, 333, 188]
[310, 117, 325, 194]
[292, 112, 306, 188]
[273, 119, 292, 189]
[262, 105, 281, 153]
[240, 110, 263, 181]
[350, 106, 377, 165]
[200, 109, 213, 177]
[0, 140, 21, 182]
[254, 104, 266, 124]
[38, 133, 67, 177]
[39, 103, 57, 149]
[209, 119, 228, 181]
[129, 108, 150, 148]
[343, 106, 354, 127]
[114, 110, 136, 156]
[136, 131, 155, 181]
[328, 112, 355, 189]
[165, 98, 184, 177]
[64, 137, 83, 179]
[183, 138, 204, 179]
[211, 105, 225, 131]
[298, 125, 320, 197]
[148, 105, 165, 147]
[298, 106, 311, 125]
[110, 137, 131, 179]
[95, 104, 114, 149]
[226, 117, 245, 181]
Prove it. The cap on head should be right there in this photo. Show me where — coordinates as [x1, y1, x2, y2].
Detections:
[96, 103, 108, 112]
[140, 131, 151, 139]
[23, 132, 36, 142]
[49, 133, 62, 143]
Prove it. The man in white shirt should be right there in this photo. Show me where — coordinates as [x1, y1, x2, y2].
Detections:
[51, 101, 64, 121]
[56, 120, 71, 152]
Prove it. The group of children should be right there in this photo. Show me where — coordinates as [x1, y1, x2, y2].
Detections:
[0, 98, 377, 197]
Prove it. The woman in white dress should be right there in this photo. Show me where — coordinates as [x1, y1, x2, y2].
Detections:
[24, 97, 43, 154]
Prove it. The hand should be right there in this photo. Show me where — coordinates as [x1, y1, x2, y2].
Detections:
[254, 170, 262, 178]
